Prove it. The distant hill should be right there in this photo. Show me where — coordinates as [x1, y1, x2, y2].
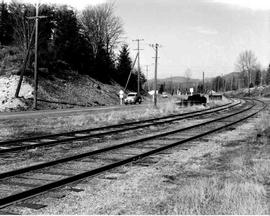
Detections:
[222, 72, 241, 79]
[148, 76, 200, 85]
[146, 76, 201, 93]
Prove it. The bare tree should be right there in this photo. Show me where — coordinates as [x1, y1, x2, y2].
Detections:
[8, 1, 35, 51]
[79, 3, 123, 55]
[235, 50, 257, 88]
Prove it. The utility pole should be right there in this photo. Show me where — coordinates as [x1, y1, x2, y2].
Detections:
[28, 1, 46, 109]
[133, 39, 144, 96]
[150, 43, 160, 107]
[33, 3, 39, 109]
[248, 69, 251, 96]
[145, 65, 150, 92]
[170, 74, 173, 95]
[261, 71, 263, 86]
[202, 71, 205, 93]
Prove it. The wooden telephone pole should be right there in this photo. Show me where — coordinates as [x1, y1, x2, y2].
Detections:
[202, 71, 205, 93]
[28, 1, 46, 109]
[133, 39, 144, 96]
[150, 43, 160, 107]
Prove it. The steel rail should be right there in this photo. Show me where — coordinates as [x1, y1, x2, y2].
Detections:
[0, 100, 254, 180]
[0, 99, 265, 209]
[0, 100, 235, 145]
[0, 100, 242, 154]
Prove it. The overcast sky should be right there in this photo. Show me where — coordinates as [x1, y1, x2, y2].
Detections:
[114, 0, 270, 79]
[9, 0, 270, 79]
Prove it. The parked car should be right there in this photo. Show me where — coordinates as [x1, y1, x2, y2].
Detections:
[124, 92, 142, 105]
[180, 94, 207, 106]
[162, 92, 168, 98]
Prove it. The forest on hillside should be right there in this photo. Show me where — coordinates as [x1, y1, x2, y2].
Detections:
[1, 2, 270, 95]
[0, 1, 146, 91]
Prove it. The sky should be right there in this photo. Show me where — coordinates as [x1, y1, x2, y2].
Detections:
[6, 0, 270, 79]
[113, 0, 270, 79]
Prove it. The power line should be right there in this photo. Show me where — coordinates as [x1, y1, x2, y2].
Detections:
[124, 53, 138, 92]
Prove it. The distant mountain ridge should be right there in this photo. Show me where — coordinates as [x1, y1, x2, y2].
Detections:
[148, 76, 200, 84]
[148, 72, 244, 84]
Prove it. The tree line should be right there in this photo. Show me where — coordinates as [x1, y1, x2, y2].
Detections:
[0, 1, 144, 91]
[203, 50, 270, 93]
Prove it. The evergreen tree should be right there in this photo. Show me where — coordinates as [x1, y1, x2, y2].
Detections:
[0, 1, 13, 45]
[37, 4, 57, 69]
[116, 44, 132, 86]
[52, 7, 80, 67]
[212, 76, 223, 92]
[51, 6, 94, 75]
[266, 65, 270, 85]
[255, 69, 261, 86]
[94, 42, 115, 83]
[159, 84, 164, 94]
[232, 76, 238, 90]
[197, 83, 203, 93]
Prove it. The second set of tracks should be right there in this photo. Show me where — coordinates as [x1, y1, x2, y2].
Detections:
[0, 98, 266, 210]
[0, 100, 239, 154]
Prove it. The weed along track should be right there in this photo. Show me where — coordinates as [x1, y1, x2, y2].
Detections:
[0, 100, 240, 154]
[0, 98, 266, 210]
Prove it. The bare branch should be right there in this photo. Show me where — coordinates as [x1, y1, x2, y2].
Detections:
[235, 50, 257, 87]
[79, 2, 123, 55]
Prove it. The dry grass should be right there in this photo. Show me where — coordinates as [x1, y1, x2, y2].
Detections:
[255, 111, 270, 135]
[166, 177, 267, 215]
[207, 96, 231, 107]
[0, 99, 211, 140]
[165, 111, 270, 215]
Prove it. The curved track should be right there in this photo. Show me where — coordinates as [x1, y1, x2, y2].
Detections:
[0, 98, 266, 209]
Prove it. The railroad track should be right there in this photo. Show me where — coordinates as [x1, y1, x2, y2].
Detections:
[0, 98, 266, 210]
[0, 99, 241, 154]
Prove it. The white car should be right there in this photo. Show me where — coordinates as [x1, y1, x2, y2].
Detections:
[124, 92, 142, 104]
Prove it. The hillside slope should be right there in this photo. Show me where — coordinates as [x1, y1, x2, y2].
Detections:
[37, 74, 123, 109]
[0, 46, 129, 111]
[0, 74, 123, 111]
